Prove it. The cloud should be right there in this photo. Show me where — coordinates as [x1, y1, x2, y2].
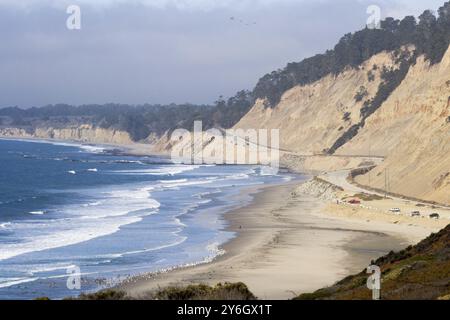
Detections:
[0, 0, 446, 107]
[0, 0, 308, 11]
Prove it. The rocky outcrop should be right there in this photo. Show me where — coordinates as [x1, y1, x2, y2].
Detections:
[293, 178, 343, 201]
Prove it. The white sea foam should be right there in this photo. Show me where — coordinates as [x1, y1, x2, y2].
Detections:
[160, 179, 213, 189]
[0, 277, 39, 289]
[78, 145, 106, 153]
[27, 263, 77, 275]
[82, 201, 102, 207]
[4, 138, 108, 154]
[0, 186, 161, 261]
[113, 165, 200, 176]
[206, 242, 226, 257]
[0, 222, 12, 229]
[29, 211, 45, 215]
[159, 179, 188, 184]
[106, 236, 188, 259]
[0, 140, 288, 295]
[115, 160, 145, 164]
[87, 168, 98, 172]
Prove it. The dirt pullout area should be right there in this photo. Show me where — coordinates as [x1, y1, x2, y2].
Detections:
[300, 173, 450, 235]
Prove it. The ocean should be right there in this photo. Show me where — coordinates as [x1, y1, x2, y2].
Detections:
[0, 138, 292, 299]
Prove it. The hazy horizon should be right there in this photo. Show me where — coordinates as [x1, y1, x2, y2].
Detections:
[0, 0, 445, 108]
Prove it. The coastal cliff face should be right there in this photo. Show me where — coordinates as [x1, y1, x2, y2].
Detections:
[232, 46, 450, 205]
[340, 47, 450, 204]
[234, 51, 398, 155]
[0, 125, 133, 145]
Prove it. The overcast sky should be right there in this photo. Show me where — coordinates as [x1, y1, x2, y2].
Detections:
[0, 0, 445, 108]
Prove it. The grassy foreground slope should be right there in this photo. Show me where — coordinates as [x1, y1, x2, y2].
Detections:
[295, 224, 450, 300]
[61, 282, 256, 301]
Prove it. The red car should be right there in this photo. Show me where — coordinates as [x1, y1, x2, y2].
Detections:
[348, 199, 361, 205]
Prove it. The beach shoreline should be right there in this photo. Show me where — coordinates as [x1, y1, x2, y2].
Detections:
[118, 176, 437, 299]
[2, 136, 446, 299]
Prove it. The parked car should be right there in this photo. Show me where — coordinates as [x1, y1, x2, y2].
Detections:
[348, 199, 361, 205]
[429, 213, 440, 220]
[389, 208, 401, 213]
[410, 211, 421, 217]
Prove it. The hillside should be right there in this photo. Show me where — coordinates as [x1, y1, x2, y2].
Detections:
[295, 224, 450, 300]
[339, 50, 450, 205]
[234, 45, 450, 205]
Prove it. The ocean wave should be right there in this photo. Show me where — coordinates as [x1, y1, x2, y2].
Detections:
[227, 173, 250, 180]
[6, 138, 108, 154]
[82, 201, 102, 207]
[105, 236, 188, 259]
[0, 216, 142, 261]
[27, 263, 78, 275]
[0, 277, 39, 289]
[159, 179, 188, 184]
[78, 145, 106, 153]
[112, 165, 200, 176]
[114, 160, 145, 165]
[0, 223, 12, 229]
[0, 186, 161, 261]
[29, 211, 45, 215]
[160, 179, 213, 189]
[133, 242, 227, 278]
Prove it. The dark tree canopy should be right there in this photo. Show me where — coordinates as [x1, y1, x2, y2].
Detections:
[253, 2, 450, 108]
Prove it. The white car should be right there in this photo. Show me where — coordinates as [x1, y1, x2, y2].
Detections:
[389, 208, 401, 214]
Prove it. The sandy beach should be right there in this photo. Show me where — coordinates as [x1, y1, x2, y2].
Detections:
[119, 175, 442, 300]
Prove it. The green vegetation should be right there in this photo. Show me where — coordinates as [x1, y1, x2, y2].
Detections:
[150, 282, 256, 300]
[0, 95, 252, 142]
[354, 86, 369, 102]
[295, 224, 450, 300]
[64, 282, 256, 301]
[75, 289, 128, 300]
[351, 193, 384, 201]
